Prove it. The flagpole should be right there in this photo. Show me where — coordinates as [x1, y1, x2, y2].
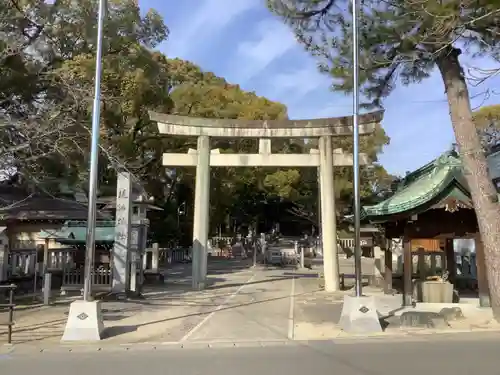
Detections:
[82, 0, 106, 301]
[352, 0, 363, 297]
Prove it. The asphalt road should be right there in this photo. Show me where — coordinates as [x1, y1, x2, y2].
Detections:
[2, 333, 499, 374]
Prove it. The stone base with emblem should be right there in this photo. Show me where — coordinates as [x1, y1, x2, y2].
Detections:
[61, 300, 104, 341]
[339, 295, 383, 334]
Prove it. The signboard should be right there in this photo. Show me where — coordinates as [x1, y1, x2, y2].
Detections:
[112, 172, 132, 293]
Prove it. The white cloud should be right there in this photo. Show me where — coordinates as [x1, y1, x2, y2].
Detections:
[165, 0, 257, 58]
[231, 20, 297, 82]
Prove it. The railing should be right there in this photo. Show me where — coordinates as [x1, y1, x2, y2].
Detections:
[158, 248, 191, 268]
[0, 284, 16, 344]
[210, 236, 235, 248]
[47, 248, 75, 271]
[144, 239, 258, 272]
[7, 248, 38, 278]
[339, 238, 355, 251]
[396, 251, 445, 276]
[307, 235, 349, 256]
[62, 267, 112, 290]
[143, 246, 192, 272]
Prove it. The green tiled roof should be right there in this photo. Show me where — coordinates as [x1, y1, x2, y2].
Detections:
[39, 221, 116, 243]
[65, 226, 115, 242]
[362, 150, 472, 220]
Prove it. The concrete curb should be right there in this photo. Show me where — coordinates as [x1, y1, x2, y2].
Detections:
[293, 325, 500, 342]
[3, 327, 500, 355]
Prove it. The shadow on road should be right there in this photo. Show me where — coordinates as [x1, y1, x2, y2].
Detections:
[0, 259, 327, 344]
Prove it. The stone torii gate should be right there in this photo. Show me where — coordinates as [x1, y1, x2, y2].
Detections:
[150, 111, 383, 292]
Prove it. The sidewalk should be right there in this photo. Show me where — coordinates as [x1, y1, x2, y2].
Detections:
[292, 275, 499, 340]
[0, 260, 256, 345]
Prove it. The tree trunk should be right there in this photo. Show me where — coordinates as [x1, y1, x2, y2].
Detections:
[437, 48, 500, 319]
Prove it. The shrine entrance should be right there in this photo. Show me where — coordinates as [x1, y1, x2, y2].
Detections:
[150, 111, 383, 292]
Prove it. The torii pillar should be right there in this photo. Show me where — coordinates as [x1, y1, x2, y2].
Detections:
[150, 111, 383, 291]
[192, 135, 210, 289]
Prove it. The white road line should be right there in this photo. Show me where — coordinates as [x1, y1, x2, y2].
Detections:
[180, 274, 256, 342]
[287, 276, 296, 340]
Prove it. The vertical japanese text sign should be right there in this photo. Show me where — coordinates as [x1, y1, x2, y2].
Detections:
[112, 172, 132, 293]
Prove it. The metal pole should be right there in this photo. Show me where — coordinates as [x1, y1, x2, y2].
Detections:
[317, 166, 321, 253]
[82, 0, 106, 301]
[352, 0, 362, 297]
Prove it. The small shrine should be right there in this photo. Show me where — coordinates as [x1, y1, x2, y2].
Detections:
[362, 149, 489, 307]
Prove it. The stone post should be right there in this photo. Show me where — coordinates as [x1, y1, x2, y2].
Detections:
[129, 224, 138, 293]
[151, 243, 160, 273]
[0, 245, 8, 282]
[474, 233, 491, 307]
[43, 242, 49, 273]
[130, 218, 148, 294]
[112, 172, 132, 294]
[372, 246, 384, 287]
[192, 135, 211, 289]
[43, 272, 51, 305]
[319, 135, 339, 292]
[384, 239, 393, 294]
[403, 237, 412, 306]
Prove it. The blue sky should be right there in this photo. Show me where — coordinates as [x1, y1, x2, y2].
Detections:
[140, 0, 500, 177]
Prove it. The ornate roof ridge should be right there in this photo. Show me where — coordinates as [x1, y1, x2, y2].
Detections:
[391, 150, 461, 193]
[362, 150, 468, 220]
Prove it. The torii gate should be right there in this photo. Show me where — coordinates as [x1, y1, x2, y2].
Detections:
[150, 111, 383, 292]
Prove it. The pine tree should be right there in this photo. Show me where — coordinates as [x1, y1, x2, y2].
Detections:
[268, 0, 500, 317]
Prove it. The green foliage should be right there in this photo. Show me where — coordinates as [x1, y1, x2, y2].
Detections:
[264, 169, 302, 200]
[267, 0, 500, 108]
[474, 104, 500, 152]
[0, 0, 170, 188]
[1, 0, 392, 243]
[474, 104, 500, 129]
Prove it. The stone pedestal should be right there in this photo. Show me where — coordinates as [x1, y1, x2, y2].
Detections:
[420, 281, 453, 303]
[61, 300, 104, 341]
[339, 295, 383, 334]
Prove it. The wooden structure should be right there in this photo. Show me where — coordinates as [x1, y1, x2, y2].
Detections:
[0, 185, 109, 249]
[42, 221, 116, 293]
[0, 184, 111, 294]
[362, 150, 488, 306]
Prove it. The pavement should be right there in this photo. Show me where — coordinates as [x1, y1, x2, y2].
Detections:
[1, 333, 500, 374]
[0, 257, 498, 347]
